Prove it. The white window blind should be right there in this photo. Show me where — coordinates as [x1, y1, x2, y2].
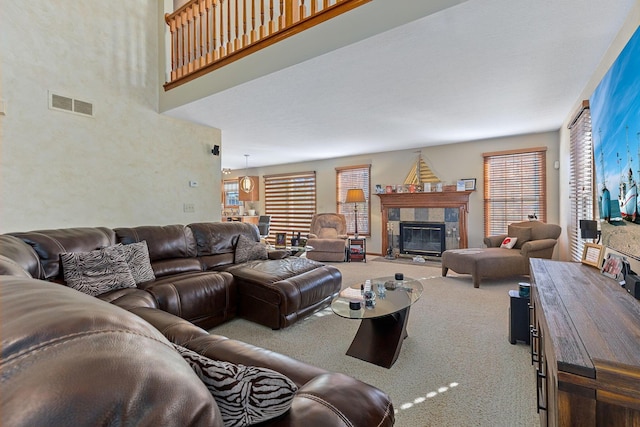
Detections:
[568, 101, 594, 261]
[483, 147, 547, 236]
[337, 165, 371, 236]
[222, 179, 239, 207]
[264, 171, 316, 241]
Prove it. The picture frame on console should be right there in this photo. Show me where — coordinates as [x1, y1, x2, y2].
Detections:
[581, 243, 604, 268]
[275, 232, 286, 248]
[601, 252, 625, 281]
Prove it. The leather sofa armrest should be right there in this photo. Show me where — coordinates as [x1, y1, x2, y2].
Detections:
[520, 239, 558, 258]
[185, 334, 328, 387]
[484, 234, 507, 247]
[308, 233, 319, 239]
[182, 335, 394, 427]
[337, 234, 348, 239]
[293, 373, 395, 427]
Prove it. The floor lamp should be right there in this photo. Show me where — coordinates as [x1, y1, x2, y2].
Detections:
[345, 189, 366, 238]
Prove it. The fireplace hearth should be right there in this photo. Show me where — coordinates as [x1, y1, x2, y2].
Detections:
[400, 222, 446, 257]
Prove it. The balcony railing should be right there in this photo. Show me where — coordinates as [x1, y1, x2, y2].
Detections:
[164, 0, 371, 90]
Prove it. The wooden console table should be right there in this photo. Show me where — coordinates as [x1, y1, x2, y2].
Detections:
[529, 259, 640, 426]
[377, 191, 471, 253]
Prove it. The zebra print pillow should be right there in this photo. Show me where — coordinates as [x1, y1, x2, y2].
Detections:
[60, 245, 136, 297]
[173, 344, 297, 427]
[116, 241, 155, 284]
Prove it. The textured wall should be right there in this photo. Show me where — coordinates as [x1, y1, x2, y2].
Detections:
[0, 1, 222, 232]
[228, 131, 561, 254]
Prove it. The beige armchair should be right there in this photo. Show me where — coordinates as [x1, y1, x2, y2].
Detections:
[442, 220, 561, 288]
[306, 213, 348, 262]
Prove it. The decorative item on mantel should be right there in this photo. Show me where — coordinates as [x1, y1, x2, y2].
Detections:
[404, 152, 441, 191]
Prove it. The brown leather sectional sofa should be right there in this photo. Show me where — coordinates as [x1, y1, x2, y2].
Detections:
[0, 221, 395, 426]
[3, 222, 341, 330]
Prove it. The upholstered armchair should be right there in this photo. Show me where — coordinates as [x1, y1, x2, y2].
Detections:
[306, 213, 348, 262]
[483, 220, 562, 259]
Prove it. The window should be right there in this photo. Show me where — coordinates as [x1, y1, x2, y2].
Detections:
[568, 101, 594, 261]
[483, 147, 547, 236]
[264, 171, 316, 240]
[336, 165, 370, 236]
[222, 179, 239, 208]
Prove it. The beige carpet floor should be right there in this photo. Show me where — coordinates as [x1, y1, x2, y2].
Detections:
[210, 260, 539, 427]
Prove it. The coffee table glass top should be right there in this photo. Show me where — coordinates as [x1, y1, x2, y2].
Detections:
[331, 276, 424, 320]
[268, 245, 314, 252]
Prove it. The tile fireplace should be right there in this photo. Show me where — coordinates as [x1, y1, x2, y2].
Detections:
[377, 190, 472, 255]
[399, 222, 446, 256]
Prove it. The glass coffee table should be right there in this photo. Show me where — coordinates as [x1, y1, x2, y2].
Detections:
[331, 276, 424, 368]
[268, 245, 314, 257]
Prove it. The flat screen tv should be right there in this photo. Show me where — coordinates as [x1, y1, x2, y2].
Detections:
[590, 25, 640, 262]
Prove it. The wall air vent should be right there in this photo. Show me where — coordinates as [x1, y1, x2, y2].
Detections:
[48, 91, 94, 117]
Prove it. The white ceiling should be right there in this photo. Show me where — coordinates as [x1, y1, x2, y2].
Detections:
[164, 0, 636, 170]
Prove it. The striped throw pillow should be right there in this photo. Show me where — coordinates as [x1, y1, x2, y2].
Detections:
[61, 245, 136, 296]
[173, 344, 297, 427]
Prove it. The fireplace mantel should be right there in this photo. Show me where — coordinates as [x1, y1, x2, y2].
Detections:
[377, 191, 472, 253]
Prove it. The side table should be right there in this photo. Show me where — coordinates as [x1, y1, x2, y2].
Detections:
[508, 290, 530, 344]
[348, 238, 366, 262]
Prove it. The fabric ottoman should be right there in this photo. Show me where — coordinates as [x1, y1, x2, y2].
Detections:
[441, 248, 528, 288]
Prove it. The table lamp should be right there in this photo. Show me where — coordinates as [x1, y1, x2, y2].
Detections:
[345, 189, 366, 238]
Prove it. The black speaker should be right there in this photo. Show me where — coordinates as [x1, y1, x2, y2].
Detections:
[579, 219, 598, 239]
[212, 145, 220, 156]
[625, 275, 640, 299]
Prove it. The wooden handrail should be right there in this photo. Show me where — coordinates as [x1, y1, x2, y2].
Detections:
[164, 0, 371, 90]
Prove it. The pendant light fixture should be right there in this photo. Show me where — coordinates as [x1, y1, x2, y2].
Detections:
[240, 154, 254, 193]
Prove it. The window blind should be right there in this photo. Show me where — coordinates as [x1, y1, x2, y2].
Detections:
[568, 101, 594, 261]
[336, 165, 371, 236]
[483, 147, 547, 236]
[264, 171, 316, 241]
[222, 179, 239, 207]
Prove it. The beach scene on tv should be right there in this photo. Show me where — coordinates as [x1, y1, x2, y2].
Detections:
[590, 26, 640, 261]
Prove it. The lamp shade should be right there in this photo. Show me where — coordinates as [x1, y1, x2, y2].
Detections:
[345, 189, 366, 203]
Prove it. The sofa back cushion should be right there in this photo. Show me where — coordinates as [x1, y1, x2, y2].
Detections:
[510, 220, 562, 242]
[0, 235, 44, 279]
[188, 222, 260, 269]
[1, 277, 222, 427]
[8, 228, 116, 281]
[507, 224, 532, 249]
[115, 225, 200, 277]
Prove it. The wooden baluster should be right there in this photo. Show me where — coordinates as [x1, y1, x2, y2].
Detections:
[198, 0, 205, 68]
[323, 0, 328, 9]
[260, 0, 267, 38]
[219, 0, 226, 57]
[226, 0, 233, 53]
[212, 0, 220, 60]
[205, 0, 213, 63]
[185, 8, 193, 73]
[235, 0, 241, 50]
[180, 11, 188, 77]
[299, 0, 305, 20]
[167, 14, 178, 82]
[250, 0, 258, 42]
[268, 0, 275, 34]
[279, 0, 285, 29]
[310, 0, 316, 14]
[191, 2, 199, 70]
[242, 0, 249, 47]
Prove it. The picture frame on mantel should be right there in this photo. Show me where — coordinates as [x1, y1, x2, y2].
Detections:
[461, 178, 476, 191]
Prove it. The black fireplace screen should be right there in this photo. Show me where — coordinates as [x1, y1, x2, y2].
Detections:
[399, 222, 446, 256]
